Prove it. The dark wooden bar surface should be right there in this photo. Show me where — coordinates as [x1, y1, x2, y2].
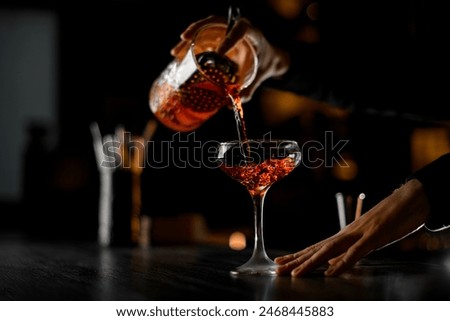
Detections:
[1, 234, 449, 301]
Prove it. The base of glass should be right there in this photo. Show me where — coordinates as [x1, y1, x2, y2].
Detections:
[230, 255, 278, 276]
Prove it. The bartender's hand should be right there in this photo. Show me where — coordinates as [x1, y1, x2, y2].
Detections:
[275, 179, 432, 277]
[170, 15, 290, 102]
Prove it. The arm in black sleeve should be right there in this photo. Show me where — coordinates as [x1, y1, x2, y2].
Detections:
[409, 153, 450, 230]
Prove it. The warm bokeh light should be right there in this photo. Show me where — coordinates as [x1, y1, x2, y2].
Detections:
[331, 155, 358, 181]
[269, 0, 304, 19]
[229, 231, 247, 250]
[259, 88, 348, 126]
[410, 127, 450, 172]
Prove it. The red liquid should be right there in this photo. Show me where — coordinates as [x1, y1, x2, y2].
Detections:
[152, 52, 239, 132]
[220, 158, 296, 197]
[229, 93, 249, 144]
[152, 82, 224, 132]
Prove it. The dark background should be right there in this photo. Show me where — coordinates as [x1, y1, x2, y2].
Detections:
[1, 0, 449, 251]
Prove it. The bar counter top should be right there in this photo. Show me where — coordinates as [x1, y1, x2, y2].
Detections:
[1, 233, 450, 301]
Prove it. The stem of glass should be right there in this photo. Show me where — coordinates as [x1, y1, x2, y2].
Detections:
[251, 189, 270, 261]
[230, 187, 277, 275]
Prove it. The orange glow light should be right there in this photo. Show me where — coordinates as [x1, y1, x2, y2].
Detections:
[229, 231, 247, 251]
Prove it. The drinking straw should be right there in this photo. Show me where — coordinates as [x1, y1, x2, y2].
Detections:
[355, 193, 366, 220]
[335, 192, 346, 230]
[90, 122, 115, 247]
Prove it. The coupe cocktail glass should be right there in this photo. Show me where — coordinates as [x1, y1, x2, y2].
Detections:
[215, 139, 301, 275]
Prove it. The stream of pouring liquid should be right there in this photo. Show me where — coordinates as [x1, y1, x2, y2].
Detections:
[228, 93, 248, 144]
[228, 92, 252, 160]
